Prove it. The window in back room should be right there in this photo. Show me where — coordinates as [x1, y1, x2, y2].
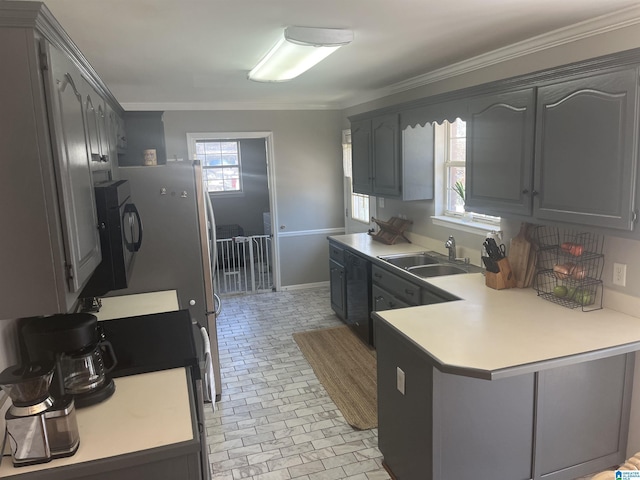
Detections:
[195, 140, 242, 194]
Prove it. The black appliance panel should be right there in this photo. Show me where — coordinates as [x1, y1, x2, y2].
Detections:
[345, 250, 372, 345]
[81, 180, 142, 297]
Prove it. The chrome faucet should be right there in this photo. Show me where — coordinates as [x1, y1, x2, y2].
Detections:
[445, 235, 456, 261]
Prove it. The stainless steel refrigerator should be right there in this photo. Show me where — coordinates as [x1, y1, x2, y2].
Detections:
[116, 161, 221, 399]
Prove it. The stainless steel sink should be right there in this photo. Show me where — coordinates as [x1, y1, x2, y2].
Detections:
[406, 264, 467, 278]
[379, 252, 440, 269]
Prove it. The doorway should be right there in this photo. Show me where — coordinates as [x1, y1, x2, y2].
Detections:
[187, 132, 279, 295]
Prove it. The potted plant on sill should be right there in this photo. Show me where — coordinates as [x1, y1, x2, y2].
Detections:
[453, 181, 473, 222]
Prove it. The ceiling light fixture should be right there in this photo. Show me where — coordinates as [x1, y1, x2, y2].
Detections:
[248, 26, 353, 82]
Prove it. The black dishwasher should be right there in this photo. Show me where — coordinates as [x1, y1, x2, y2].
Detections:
[344, 250, 373, 346]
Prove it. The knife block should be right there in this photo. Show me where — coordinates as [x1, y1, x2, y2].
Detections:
[486, 258, 517, 290]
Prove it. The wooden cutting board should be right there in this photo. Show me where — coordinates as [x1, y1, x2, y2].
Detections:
[523, 226, 538, 288]
[509, 223, 531, 288]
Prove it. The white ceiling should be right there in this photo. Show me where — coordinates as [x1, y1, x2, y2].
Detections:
[40, 0, 640, 110]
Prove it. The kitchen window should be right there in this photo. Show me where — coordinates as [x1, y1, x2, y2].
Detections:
[343, 131, 370, 224]
[441, 120, 500, 227]
[195, 140, 242, 193]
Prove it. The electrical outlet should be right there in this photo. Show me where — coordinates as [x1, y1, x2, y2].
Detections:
[613, 263, 627, 287]
[378, 197, 385, 208]
[396, 367, 405, 395]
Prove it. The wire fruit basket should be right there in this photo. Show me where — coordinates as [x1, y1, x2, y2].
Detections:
[532, 226, 604, 312]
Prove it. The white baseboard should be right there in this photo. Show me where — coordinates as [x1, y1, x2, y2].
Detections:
[279, 281, 330, 291]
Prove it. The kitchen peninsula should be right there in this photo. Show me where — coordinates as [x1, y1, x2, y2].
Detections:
[330, 233, 640, 480]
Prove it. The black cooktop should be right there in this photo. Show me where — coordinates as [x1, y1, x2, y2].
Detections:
[100, 309, 199, 379]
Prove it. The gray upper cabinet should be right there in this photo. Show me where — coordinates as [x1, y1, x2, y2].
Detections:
[402, 123, 435, 201]
[351, 114, 401, 197]
[351, 118, 373, 195]
[534, 68, 639, 230]
[44, 43, 102, 295]
[351, 113, 434, 200]
[0, 2, 124, 318]
[82, 82, 102, 164]
[371, 114, 402, 197]
[465, 88, 535, 217]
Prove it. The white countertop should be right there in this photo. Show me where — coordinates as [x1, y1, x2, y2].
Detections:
[330, 233, 432, 258]
[0, 368, 194, 477]
[331, 233, 640, 379]
[93, 290, 179, 321]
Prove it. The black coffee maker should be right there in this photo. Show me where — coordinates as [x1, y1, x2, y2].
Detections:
[19, 313, 118, 408]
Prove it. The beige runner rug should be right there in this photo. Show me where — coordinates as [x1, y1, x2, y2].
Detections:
[293, 325, 377, 430]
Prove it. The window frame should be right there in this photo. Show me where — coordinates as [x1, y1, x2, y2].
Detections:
[441, 120, 501, 228]
[343, 130, 370, 224]
[196, 139, 243, 194]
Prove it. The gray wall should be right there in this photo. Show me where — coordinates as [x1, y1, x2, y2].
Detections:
[210, 138, 270, 236]
[162, 110, 344, 287]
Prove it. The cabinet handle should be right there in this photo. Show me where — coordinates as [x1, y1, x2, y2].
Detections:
[405, 289, 414, 296]
[522, 189, 529, 194]
[389, 301, 396, 308]
[374, 273, 382, 278]
[532, 190, 539, 196]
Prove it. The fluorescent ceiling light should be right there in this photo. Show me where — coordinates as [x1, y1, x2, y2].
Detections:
[248, 26, 353, 82]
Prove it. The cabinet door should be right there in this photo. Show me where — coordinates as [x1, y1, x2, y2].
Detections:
[376, 319, 434, 479]
[372, 285, 410, 311]
[466, 88, 535, 216]
[82, 81, 102, 164]
[351, 119, 373, 195]
[534, 68, 639, 230]
[535, 355, 631, 477]
[372, 114, 401, 197]
[329, 259, 346, 320]
[402, 123, 435, 201]
[44, 44, 101, 292]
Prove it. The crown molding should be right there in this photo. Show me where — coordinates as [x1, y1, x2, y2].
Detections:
[120, 101, 341, 112]
[341, 4, 640, 109]
[125, 4, 640, 112]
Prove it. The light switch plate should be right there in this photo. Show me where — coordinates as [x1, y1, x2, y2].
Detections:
[396, 367, 405, 395]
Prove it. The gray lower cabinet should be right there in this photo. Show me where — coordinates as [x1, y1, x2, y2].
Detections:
[372, 284, 411, 311]
[534, 68, 639, 231]
[371, 264, 421, 307]
[535, 355, 632, 478]
[376, 319, 633, 480]
[465, 88, 536, 217]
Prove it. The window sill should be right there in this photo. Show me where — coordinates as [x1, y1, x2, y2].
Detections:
[431, 215, 500, 236]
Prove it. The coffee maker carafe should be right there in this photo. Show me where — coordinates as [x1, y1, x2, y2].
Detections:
[20, 313, 117, 408]
[0, 362, 80, 466]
